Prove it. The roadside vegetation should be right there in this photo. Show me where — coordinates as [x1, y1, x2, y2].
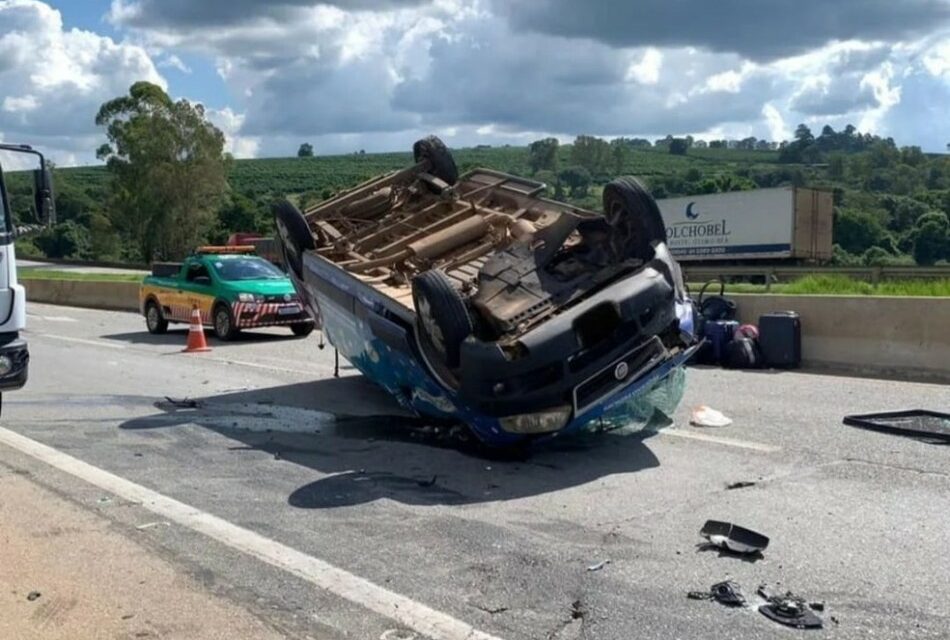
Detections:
[18, 269, 143, 282]
[4, 82, 948, 272]
[698, 275, 950, 297]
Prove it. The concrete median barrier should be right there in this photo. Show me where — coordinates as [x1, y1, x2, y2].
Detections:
[24, 279, 140, 313]
[733, 294, 950, 382]
[21, 279, 949, 381]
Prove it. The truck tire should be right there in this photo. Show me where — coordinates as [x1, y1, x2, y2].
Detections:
[213, 303, 240, 341]
[412, 270, 473, 369]
[602, 177, 668, 260]
[274, 200, 315, 279]
[145, 300, 168, 334]
[413, 136, 458, 186]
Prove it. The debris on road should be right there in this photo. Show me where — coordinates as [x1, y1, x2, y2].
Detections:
[586, 559, 610, 572]
[687, 580, 746, 607]
[26, 591, 41, 601]
[725, 481, 756, 490]
[164, 396, 202, 409]
[843, 410, 950, 443]
[757, 584, 824, 629]
[700, 520, 769, 554]
[135, 521, 170, 530]
[690, 406, 733, 428]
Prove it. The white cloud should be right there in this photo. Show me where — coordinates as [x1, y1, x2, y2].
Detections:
[626, 48, 662, 85]
[0, 0, 165, 165]
[4, 0, 948, 165]
[762, 103, 790, 141]
[158, 53, 191, 73]
[3, 94, 38, 112]
[206, 106, 260, 158]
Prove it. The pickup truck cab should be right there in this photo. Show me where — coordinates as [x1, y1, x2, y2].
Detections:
[139, 246, 314, 340]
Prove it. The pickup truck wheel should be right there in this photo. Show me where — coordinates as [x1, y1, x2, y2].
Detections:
[145, 300, 168, 334]
[412, 270, 473, 369]
[274, 200, 315, 279]
[291, 323, 314, 337]
[413, 136, 458, 186]
[602, 177, 668, 260]
[213, 304, 239, 341]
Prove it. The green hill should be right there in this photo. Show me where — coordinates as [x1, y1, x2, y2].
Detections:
[6, 130, 949, 266]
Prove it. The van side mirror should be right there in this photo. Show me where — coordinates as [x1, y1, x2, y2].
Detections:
[33, 167, 55, 225]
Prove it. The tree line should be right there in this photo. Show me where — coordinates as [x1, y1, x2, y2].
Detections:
[6, 80, 948, 266]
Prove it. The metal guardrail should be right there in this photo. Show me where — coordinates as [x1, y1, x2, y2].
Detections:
[682, 264, 950, 290]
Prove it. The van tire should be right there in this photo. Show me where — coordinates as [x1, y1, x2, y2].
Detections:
[602, 177, 668, 260]
[412, 270, 473, 369]
[413, 136, 458, 186]
[274, 200, 315, 278]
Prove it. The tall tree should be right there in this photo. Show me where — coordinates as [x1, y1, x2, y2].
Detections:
[610, 138, 628, 174]
[527, 137, 559, 174]
[794, 124, 814, 144]
[96, 82, 229, 261]
[297, 143, 314, 157]
[570, 135, 611, 175]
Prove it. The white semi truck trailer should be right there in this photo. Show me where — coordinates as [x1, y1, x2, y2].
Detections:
[656, 187, 833, 263]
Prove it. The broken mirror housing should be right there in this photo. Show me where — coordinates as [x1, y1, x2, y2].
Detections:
[274, 136, 699, 446]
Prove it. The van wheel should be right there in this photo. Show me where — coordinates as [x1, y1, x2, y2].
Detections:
[145, 300, 168, 334]
[602, 177, 668, 260]
[213, 304, 239, 341]
[413, 136, 458, 186]
[274, 200, 315, 279]
[412, 270, 473, 369]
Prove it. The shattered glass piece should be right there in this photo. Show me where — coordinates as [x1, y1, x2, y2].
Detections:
[589, 367, 687, 433]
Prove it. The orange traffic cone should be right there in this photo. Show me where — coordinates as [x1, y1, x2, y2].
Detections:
[183, 306, 211, 353]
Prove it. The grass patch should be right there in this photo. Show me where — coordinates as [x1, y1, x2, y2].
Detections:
[693, 274, 950, 297]
[19, 268, 143, 283]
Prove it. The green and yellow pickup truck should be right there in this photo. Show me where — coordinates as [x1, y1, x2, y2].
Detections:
[139, 246, 315, 340]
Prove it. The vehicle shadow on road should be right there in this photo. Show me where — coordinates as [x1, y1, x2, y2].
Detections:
[118, 376, 663, 508]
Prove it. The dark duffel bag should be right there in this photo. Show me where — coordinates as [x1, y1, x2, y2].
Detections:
[723, 337, 762, 369]
[697, 279, 737, 322]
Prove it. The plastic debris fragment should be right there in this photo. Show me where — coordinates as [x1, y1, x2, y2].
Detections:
[700, 520, 769, 554]
[690, 406, 732, 428]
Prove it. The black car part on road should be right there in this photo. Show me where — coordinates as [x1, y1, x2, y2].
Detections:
[843, 409, 950, 443]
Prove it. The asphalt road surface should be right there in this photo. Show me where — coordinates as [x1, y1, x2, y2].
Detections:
[2, 302, 948, 639]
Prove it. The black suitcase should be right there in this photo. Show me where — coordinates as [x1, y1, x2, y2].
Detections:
[758, 311, 801, 368]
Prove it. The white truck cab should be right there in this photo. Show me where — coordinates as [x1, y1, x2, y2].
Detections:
[0, 144, 54, 409]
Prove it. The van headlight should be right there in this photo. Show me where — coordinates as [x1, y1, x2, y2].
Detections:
[237, 293, 262, 303]
[499, 405, 572, 434]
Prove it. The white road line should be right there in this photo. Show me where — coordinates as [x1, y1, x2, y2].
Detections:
[30, 332, 127, 350]
[31, 331, 325, 377]
[656, 427, 781, 453]
[27, 314, 78, 322]
[0, 427, 503, 640]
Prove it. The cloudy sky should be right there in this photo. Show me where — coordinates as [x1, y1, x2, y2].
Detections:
[0, 0, 947, 166]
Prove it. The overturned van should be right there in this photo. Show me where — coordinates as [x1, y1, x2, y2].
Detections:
[274, 137, 699, 446]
